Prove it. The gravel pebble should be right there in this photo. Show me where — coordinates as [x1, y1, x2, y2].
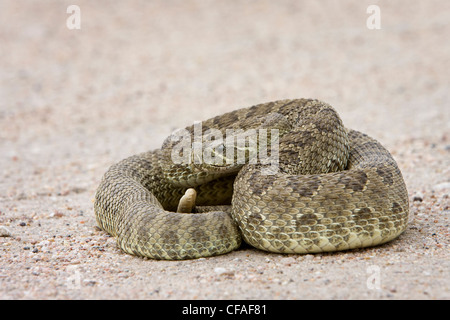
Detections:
[214, 267, 234, 276]
[413, 192, 424, 202]
[0, 226, 12, 237]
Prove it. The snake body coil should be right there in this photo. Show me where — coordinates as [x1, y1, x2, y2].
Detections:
[94, 99, 409, 259]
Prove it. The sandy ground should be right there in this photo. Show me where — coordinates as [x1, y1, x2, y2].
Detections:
[0, 0, 449, 300]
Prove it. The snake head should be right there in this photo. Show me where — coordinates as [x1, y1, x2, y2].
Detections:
[161, 112, 288, 186]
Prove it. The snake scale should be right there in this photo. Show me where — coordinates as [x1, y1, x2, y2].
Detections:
[94, 99, 409, 260]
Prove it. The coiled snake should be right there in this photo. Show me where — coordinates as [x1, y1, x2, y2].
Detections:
[94, 99, 409, 259]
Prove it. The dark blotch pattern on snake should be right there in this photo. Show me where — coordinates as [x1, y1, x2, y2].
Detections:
[94, 99, 409, 259]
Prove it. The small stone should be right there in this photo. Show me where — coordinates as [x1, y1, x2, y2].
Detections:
[412, 193, 423, 202]
[214, 267, 234, 276]
[50, 211, 64, 218]
[83, 279, 97, 286]
[0, 226, 12, 237]
[214, 267, 226, 275]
